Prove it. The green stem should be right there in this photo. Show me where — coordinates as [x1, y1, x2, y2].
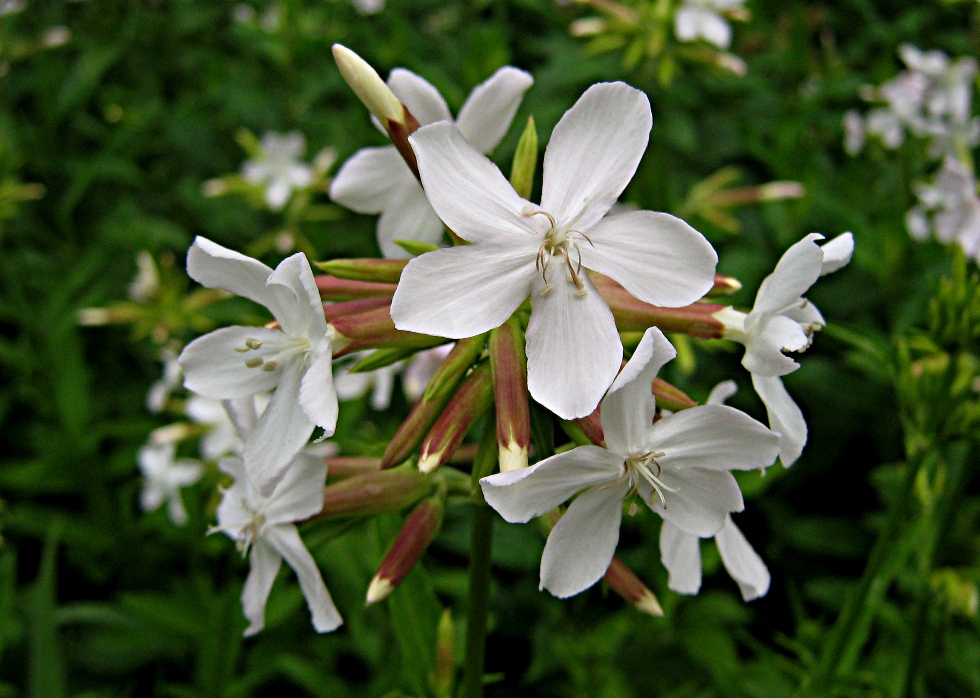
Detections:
[461, 421, 497, 698]
[804, 447, 936, 694]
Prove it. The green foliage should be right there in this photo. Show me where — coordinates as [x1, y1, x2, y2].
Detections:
[0, 0, 978, 696]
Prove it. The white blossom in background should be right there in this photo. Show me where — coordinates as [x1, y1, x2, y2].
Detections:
[480, 327, 778, 598]
[212, 449, 342, 636]
[242, 131, 313, 210]
[351, 0, 384, 14]
[658, 380, 770, 600]
[178, 237, 339, 493]
[138, 443, 203, 526]
[330, 66, 533, 258]
[333, 353, 403, 410]
[128, 250, 161, 302]
[906, 157, 980, 262]
[147, 347, 183, 414]
[674, 0, 745, 50]
[185, 396, 246, 460]
[391, 82, 718, 419]
[402, 344, 454, 402]
[715, 232, 854, 466]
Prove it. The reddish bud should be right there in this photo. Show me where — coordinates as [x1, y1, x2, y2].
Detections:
[489, 319, 530, 472]
[591, 273, 725, 338]
[707, 273, 743, 297]
[366, 496, 444, 605]
[315, 274, 397, 301]
[418, 362, 494, 474]
[604, 556, 663, 616]
[331, 302, 444, 357]
[325, 456, 382, 480]
[652, 378, 697, 412]
[313, 468, 431, 520]
[315, 258, 407, 284]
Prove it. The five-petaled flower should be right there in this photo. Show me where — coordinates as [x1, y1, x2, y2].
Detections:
[480, 327, 779, 598]
[178, 237, 340, 493]
[242, 131, 314, 211]
[138, 443, 203, 526]
[212, 449, 342, 636]
[715, 232, 854, 465]
[330, 65, 533, 258]
[390, 82, 718, 419]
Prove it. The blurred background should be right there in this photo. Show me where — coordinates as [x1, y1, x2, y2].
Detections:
[0, 0, 977, 695]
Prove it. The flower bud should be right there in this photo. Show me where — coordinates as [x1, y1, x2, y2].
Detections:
[331, 303, 444, 357]
[707, 273, 743, 297]
[433, 609, 456, 698]
[332, 44, 406, 128]
[322, 297, 394, 322]
[381, 335, 488, 468]
[652, 377, 697, 412]
[366, 496, 444, 605]
[325, 456, 382, 480]
[418, 362, 494, 474]
[509, 117, 538, 201]
[591, 273, 725, 338]
[316, 258, 408, 284]
[490, 319, 530, 472]
[315, 275, 397, 301]
[313, 467, 431, 520]
[604, 556, 663, 616]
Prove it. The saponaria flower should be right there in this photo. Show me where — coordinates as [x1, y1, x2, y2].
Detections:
[390, 82, 718, 419]
[212, 448, 342, 636]
[330, 65, 533, 258]
[138, 443, 203, 526]
[480, 327, 779, 598]
[714, 232, 854, 465]
[658, 380, 770, 601]
[178, 237, 339, 493]
[242, 131, 314, 211]
[906, 156, 980, 263]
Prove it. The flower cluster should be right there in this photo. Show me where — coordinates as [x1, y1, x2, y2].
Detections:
[101, 46, 854, 635]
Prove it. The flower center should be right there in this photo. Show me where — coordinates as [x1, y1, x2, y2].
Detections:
[623, 450, 676, 515]
[523, 202, 594, 299]
[235, 333, 312, 372]
[208, 501, 267, 558]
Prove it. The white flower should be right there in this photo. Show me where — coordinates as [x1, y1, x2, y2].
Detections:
[128, 251, 160, 301]
[660, 516, 770, 601]
[674, 0, 744, 50]
[480, 327, 778, 598]
[907, 157, 980, 262]
[351, 0, 383, 14]
[242, 131, 314, 210]
[716, 233, 854, 465]
[178, 237, 339, 493]
[186, 396, 245, 460]
[147, 347, 183, 414]
[390, 82, 718, 419]
[138, 443, 203, 526]
[213, 450, 342, 636]
[402, 344, 454, 402]
[330, 66, 534, 258]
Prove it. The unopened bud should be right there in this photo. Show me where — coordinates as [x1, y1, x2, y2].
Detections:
[313, 467, 431, 520]
[381, 335, 487, 468]
[652, 378, 697, 412]
[604, 556, 663, 616]
[331, 303, 443, 357]
[315, 258, 408, 284]
[434, 609, 456, 697]
[324, 456, 382, 480]
[322, 297, 393, 322]
[569, 17, 607, 37]
[591, 273, 725, 338]
[707, 273, 742, 297]
[418, 362, 494, 474]
[332, 44, 406, 127]
[315, 274, 397, 301]
[366, 496, 444, 605]
[509, 117, 538, 201]
[490, 319, 530, 472]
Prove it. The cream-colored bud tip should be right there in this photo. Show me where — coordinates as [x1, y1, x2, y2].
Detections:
[332, 44, 403, 124]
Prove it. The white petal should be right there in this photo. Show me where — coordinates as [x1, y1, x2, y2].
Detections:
[751, 234, 824, 318]
[674, 8, 699, 42]
[752, 374, 807, 467]
[526, 273, 621, 419]
[742, 315, 808, 377]
[186, 237, 276, 309]
[179, 326, 284, 399]
[819, 232, 854, 276]
[265, 524, 343, 633]
[265, 178, 292, 210]
[601, 327, 676, 455]
[266, 253, 328, 339]
[583, 211, 717, 307]
[167, 494, 189, 526]
[140, 483, 164, 512]
[242, 539, 283, 637]
[376, 182, 445, 259]
[647, 466, 742, 537]
[299, 351, 338, 433]
[540, 479, 630, 598]
[387, 68, 452, 126]
[410, 122, 535, 244]
[329, 146, 407, 214]
[245, 360, 315, 494]
[651, 404, 779, 472]
[265, 451, 328, 524]
[455, 66, 534, 153]
[716, 516, 770, 601]
[659, 521, 702, 594]
[697, 12, 732, 49]
[539, 83, 652, 232]
[390, 244, 535, 338]
[706, 380, 738, 405]
[481, 445, 623, 522]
